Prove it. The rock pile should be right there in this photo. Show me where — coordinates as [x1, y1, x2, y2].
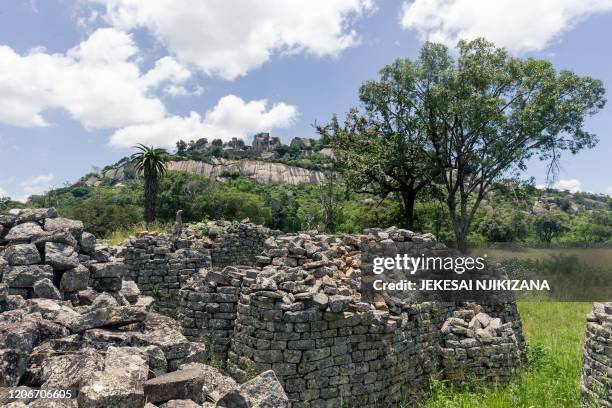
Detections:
[439, 307, 521, 384]
[0, 208, 106, 302]
[0, 209, 290, 408]
[581, 302, 612, 407]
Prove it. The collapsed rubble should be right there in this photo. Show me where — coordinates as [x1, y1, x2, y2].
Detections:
[0, 208, 289, 408]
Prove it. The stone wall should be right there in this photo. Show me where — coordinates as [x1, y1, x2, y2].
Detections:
[173, 227, 524, 407]
[205, 220, 276, 267]
[123, 232, 210, 315]
[581, 302, 612, 407]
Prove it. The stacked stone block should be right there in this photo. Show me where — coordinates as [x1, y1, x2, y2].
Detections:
[581, 302, 612, 407]
[123, 232, 210, 315]
[206, 221, 276, 267]
[439, 308, 521, 384]
[0, 207, 119, 303]
[178, 267, 248, 361]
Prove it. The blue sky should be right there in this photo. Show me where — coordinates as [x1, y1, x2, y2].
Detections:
[0, 0, 611, 200]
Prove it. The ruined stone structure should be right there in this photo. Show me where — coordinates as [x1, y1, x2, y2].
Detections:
[122, 232, 210, 315]
[172, 226, 525, 407]
[0, 209, 290, 407]
[581, 302, 612, 407]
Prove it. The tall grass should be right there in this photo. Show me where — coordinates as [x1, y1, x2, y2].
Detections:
[106, 222, 171, 246]
[420, 302, 592, 408]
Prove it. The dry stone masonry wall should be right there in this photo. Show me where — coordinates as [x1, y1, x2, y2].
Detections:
[174, 226, 525, 407]
[581, 302, 612, 407]
[122, 232, 210, 315]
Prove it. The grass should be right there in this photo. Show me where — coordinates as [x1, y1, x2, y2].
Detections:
[420, 302, 593, 408]
[471, 247, 612, 268]
[106, 222, 171, 245]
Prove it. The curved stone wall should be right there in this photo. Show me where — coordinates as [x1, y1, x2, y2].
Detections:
[581, 302, 612, 407]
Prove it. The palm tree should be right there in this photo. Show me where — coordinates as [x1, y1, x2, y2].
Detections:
[131, 144, 168, 225]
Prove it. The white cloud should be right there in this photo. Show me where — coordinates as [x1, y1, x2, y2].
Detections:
[400, 0, 612, 52]
[18, 173, 55, 201]
[88, 0, 374, 79]
[553, 178, 582, 193]
[607, 186, 612, 196]
[0, 28, 193, 128]
[109, 94, 298, 148]
[0, 186, 7, 197]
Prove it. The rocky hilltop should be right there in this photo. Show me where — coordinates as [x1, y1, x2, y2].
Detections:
[81, 133, 332, 187]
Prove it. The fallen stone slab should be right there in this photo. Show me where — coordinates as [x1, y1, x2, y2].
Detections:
[44, 217, 84, 239]
[133, 314, 190, 361]
[59, 264, 90, 292]
[143, 368, 206, 404]
[25, 346, 104, 389]
[78, 347, 149, 408]
[89, 262, 126, 279]
[216, 370, 289, 408]
[10, 208, 58, 223]
[120, 280, 140, 304]
[160, 399, 202, 408]
[3, 265, 53, 288]
[3, 243, 41, 266]
[178, 362, 238, 402]
[4, 222, 48, 242]
[45, 242, 79, 271]
[79, 232, 96, 254]
[0, 348, 29, 386]
[33, 278, 62, 300]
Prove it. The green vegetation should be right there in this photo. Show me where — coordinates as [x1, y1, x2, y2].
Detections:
[131, 144, 169, 224]
[420, 302, 593, 408]
[320, 38, 606, 251]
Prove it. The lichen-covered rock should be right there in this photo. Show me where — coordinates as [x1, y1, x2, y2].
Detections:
[79, 232, 96, 254]
[4, 222, 47, 242]
[59, 264, 90, 292]
[78, 347, 149, 408]
[120, 280, 140, 304]
[3, 244, 41, 266]
[45, 242, 79, 271]
[216, 370, 289, 408]
[143, 367, 207, 404]
[3, 265, 53, 288]
[44, 217, 84, 239]
[33, 278, 62, 300]
[10, 208, 58, 224]
[178, 362, 238, 402]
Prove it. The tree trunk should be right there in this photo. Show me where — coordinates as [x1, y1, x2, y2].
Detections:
[400, 190, 416, 230]
[456, 229, 468, 253]
[144, 175, 158, 225]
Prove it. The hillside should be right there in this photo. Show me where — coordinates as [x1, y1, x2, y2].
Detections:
[2, 133, 610, 246]
[79, 133, 334, 187]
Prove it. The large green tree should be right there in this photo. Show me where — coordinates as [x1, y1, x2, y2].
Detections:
[422, 39, 605, 251]
[328, 38, 604, 251]
[132, 144, 168, 224]
[318, 60, 442, 229]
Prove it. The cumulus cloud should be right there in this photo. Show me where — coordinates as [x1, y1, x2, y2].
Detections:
[553, 178, 582, 193]
[109, 95, 298, 148]
[0, 28, 192, 128]
[18, 173, 55, 201]
[0, 186, 7, 197]
[607, 186, 612, 196]
[88, 0, 375, 79]
[400, 0, 612, 52]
